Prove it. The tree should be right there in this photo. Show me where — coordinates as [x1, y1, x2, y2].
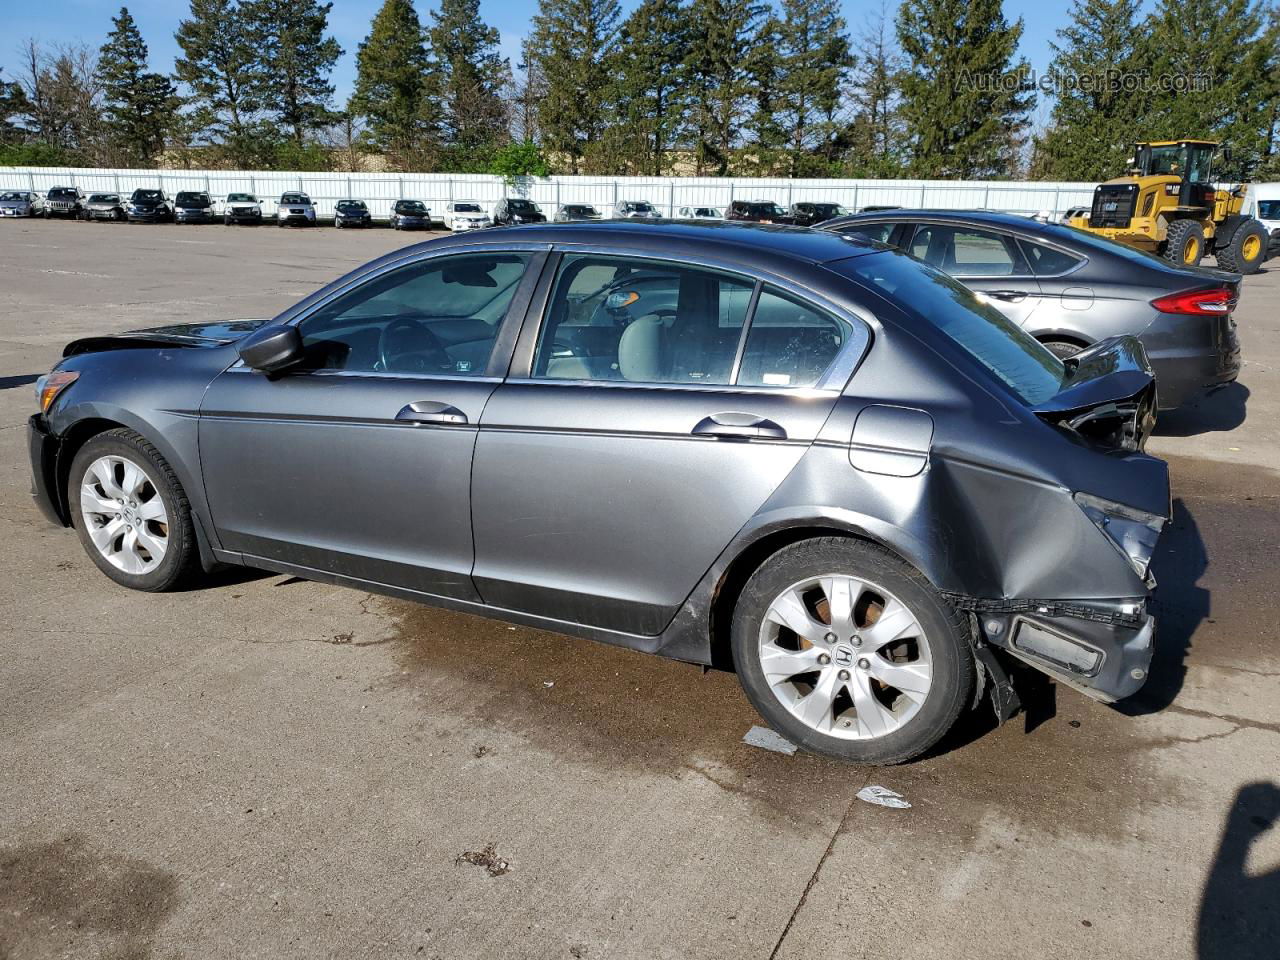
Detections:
[490, 140, 551, 183]
[683, 0, 765, 175]
[596, 0, 689, 174]
[350, 0, 438, 169]
[896, 0, 1035, 178]
[0, 68, 29, 143]
[96, 7, 176, 165]
[430, 0, 510, 169]
[244, 0, 343, 145]
[13, 40, 103, 163]
[174, 0, 265, 166]
[842, 1, 908, 176]
[776, 0, 852, 176]
[509, 38, 545, 145]
[741, 15, 787, 173]
[527, 0, 621, 173]
[1029, 0, 1148, 180]
[1144, 0, 1278, 172]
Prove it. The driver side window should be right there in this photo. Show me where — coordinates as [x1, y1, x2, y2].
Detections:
[296, 253, 530, 375]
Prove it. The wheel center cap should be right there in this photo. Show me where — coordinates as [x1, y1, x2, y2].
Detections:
[832, 644, 855, 667]
[124, 509, 138, 525]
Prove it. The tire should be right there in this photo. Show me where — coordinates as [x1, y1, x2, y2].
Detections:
[1040, 338, 1086, 360]
[1216, 219, 1268, 275]
[69, 429, 200, 592]
[1164, 219, 1206, 267]
[731, 537, 974, 764]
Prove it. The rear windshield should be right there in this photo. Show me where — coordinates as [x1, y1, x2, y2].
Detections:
[844, 250, 1064, 405]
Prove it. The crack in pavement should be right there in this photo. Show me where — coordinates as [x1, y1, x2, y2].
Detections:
[767, 768, 875, 960]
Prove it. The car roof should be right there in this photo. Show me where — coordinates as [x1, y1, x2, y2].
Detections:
[832, 208, 1060, 230]
[409, 219, 884, 265]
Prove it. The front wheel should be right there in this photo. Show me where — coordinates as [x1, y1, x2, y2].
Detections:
[1164, 219, 1206, 267]
[69, 429, 200, 592]
[731, 538, 973, 764]
[1217, 220, 1268, 275]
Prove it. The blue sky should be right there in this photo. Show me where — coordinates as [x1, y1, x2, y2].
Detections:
[6, 0, 1076, 124]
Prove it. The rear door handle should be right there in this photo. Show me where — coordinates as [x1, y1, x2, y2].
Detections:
[985, 289, 1030, 302]
[395, 401, 468, 425]
[692, 412, 787, 441]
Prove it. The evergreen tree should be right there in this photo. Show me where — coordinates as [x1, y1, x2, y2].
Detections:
[1030, 0, 1147, 181]
[244, 0, 342, 145]
[842, 3, 907, 176]
[527, 0, 620, 174]
[683, 0, 765, 175]
[350, 0, 438, 168]
[596, 0, 689, 175]
[96, 7, 176, 165]
[741, 15, 787, 173]
[1145, 0, 1278, 171]
[174, 0, 264, 165]
[429, 0, 510, 169]
[777, 0, 852, 176]
[895, 0, 1034, 178]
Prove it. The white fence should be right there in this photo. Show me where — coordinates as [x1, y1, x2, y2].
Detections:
[0, 166, 1097, 221]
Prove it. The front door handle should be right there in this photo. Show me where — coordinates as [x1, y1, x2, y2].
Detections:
[692, 412, 788, 441]
[985, 289, 1029, 302]
[395, 401, 468, 425]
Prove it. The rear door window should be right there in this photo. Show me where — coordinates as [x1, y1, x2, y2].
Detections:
[836, 221, 895, 244]
[908, 224, 1028, 277]
[737, 288, 853, 389]
[1018, 239, 1084, 276]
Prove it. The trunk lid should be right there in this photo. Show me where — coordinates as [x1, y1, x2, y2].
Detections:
[1033, 335, 1158, 452]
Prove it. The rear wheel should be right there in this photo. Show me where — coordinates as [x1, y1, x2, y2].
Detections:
[1040, 338, 1087, 360]
[1217, 220, 1268, 275]
[1164, 219, 1206, 267]
[70, 429, 200, 592]
[731, 538, 973, 764]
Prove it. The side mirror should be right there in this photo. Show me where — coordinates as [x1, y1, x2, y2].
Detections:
[238, 324, 302, 373]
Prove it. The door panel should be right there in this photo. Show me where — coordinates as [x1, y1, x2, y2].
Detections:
[471, 383, 836, 633]
[201, 371, 495, 599]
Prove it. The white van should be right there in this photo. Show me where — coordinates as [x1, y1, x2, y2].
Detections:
[1245, 182, 1280, 256]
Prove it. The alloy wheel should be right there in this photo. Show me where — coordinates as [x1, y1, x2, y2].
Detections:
[79, 455, 169, 574]
[757, 574, 933, 740]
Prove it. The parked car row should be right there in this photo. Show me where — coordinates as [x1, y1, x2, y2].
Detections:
[29, 218, 1194, 764]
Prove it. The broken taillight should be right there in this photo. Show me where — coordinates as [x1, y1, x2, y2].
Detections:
[1151, 288, 1236, 316]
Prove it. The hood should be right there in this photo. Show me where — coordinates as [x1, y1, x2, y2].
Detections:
[0, 199, 31, 208]
[63, 319, 269, 357]
[132, 199, 165, 208]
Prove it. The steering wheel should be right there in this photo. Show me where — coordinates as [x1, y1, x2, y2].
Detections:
[378, 316, 451, 373]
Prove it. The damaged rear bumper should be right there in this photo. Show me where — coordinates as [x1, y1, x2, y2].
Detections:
[951, 595, 1155, 703]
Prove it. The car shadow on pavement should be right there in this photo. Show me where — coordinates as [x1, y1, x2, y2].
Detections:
[1117, 497, 1206, 717]
[0, 373, 39, 390]
[1155, 382, 1249, 437]
[1197, 782, 1280, 959]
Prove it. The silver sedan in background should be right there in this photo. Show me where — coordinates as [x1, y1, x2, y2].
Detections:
[0, 191, 46, 217]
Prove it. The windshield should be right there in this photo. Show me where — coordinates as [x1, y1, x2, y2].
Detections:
[749, 203, 785, 216]
[845, 250, 1064, 405]
[132, 190, 163, 202]
[227, 193, 256, 203]
[398, 201, 426, 212]
[88, 194, 118, 203]
[509, 200, 539, 212]
[48, 189, 77, 199]
[176, 192, 209, 205]
[337, 200, 366, 210]
[814, 204, 846, 216]
[0, 192, 29, 201]
[281, 193, 310, 204]
[454, 203, 482, 213]
[1258, 200, 1280, 220]
[624, 202, 653, 212]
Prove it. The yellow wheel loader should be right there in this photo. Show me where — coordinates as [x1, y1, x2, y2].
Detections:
[1067, 139, 1269, 274]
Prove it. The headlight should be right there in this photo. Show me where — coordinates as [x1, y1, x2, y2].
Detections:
[1074, 492, 1165, 578]
[35, 370, 79, 414]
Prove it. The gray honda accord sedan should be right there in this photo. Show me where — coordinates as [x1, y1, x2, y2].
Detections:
[28, 222, 1169, 763]
[823, 210, 1242, 410]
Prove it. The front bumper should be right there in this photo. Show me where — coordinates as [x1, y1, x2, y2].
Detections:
[28, 414, 65, 527]
[395, 217, 430, 229]
[451, 220, 490, 231]
[278, 211, 315, 224]
[336, 215, 371, 226]
[226, 210, 262, 223]
[0, 207, 33, 217]
[87, 209, 121, 220]
[973, 600, 1156, 703]
[127, 209, 169, 222]
[176, 209, 214, 222]
[47, 205, 79, 217]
